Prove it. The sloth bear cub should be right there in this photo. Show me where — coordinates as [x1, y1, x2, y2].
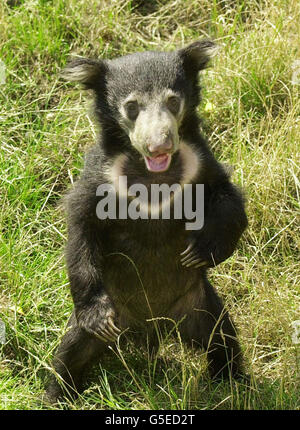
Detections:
[46, 40, 248, 402]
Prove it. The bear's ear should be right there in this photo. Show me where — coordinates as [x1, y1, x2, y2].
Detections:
[61, 57, 107, 89]
[178, 39, 218, 71]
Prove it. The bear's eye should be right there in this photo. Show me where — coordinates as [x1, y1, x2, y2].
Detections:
[125, 101, 139, 121]
[166, 96, 181, 115]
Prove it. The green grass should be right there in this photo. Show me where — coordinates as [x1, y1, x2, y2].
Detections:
[0, 0, 299, 410]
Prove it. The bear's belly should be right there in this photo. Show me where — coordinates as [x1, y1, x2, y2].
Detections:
[101, 222, 202, 327]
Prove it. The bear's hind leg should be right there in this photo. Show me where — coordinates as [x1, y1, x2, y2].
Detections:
[171, 279, 244, 379]
[46, 312, 108, 403]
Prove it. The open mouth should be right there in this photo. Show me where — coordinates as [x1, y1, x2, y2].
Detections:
[144, 153, 172, 173]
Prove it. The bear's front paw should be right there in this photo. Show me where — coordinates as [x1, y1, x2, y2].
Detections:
[76, 295, 121, 342]
[180, 240, 209, 269]
[180, 238, 231, 269]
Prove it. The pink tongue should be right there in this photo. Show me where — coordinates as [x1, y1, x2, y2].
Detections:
[145, 154, 171, 172]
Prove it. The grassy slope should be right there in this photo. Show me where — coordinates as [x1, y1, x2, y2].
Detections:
[0, 0, 299, 409]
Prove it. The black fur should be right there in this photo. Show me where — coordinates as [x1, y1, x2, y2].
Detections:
[46, 40, 248, 402]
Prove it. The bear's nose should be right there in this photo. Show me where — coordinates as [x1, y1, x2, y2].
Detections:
[148, 136, 173, 155]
